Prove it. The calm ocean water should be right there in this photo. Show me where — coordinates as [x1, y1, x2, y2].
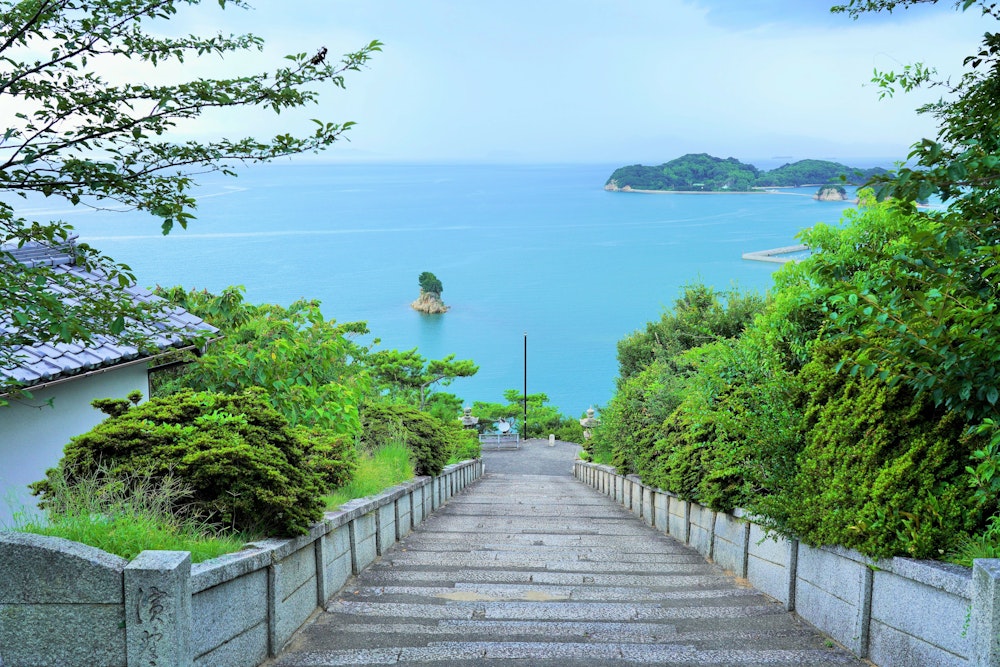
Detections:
[42, 162, 858, 416]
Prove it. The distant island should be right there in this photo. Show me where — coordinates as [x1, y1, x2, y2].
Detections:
[605, 153, 888, 193]
[412, 271, 449, 314]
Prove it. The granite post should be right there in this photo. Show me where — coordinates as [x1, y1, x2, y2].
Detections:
[974, 559, 1000, 667]
[124, 550, 192, 667]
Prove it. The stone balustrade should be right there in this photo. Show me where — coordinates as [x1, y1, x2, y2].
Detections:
[575, 460, 1000, 667]
[0, 458, 484, 667]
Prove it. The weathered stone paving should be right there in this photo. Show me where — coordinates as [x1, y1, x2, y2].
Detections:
[272, 441, 863, 666]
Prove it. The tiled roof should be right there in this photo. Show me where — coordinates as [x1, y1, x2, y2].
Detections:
[1, 240, 217, 390]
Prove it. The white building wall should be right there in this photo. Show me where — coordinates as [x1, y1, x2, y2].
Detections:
[0, 364, 150, 526]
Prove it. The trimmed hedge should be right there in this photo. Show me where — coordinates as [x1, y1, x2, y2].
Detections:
[31, 389, 331, 537]
[764, 347, 989, 559]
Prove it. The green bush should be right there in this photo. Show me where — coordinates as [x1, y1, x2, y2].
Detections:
[552, 418, 586, 444]
[640, 409, 709, 502]
[640, 335, 806, 513]
[152, 286, 370, 440]
[447, 428, 481, 463]
[293, 426, 357, 488]
[595, 360, 683, 474]
[31, 389, 327, 537]
[616, 283, 764, 382]
[765, 344, 990, 559]
[359, 402, 472, 476]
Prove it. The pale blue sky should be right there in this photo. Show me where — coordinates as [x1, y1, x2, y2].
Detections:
[166, 0, 989, 165]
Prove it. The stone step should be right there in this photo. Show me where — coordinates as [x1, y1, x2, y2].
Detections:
[273, 642, 857, 666]
[378, 554, 712, 572]
[322, 600, 792, 622]
[300, 616, 834, 644]
[358, 568, 739, 588]
[273, 458, 863, 666]
[343, 584, 756, 602]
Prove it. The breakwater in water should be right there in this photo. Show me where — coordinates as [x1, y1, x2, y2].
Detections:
[742, 244, 809, 264]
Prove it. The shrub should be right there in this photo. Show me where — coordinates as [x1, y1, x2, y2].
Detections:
[596, 360, 683, 474]
[31, 389, 327, 537]
[765, 344, 990, 559]
[447, 429, 481, 463]
[359, 402, 472, 476]
[616, 283, 764, 382]
[641, 335, 806, 513]
[552, 418, 586, 445]
[152, 286, 370, 440]
[294, 426, 357, 488]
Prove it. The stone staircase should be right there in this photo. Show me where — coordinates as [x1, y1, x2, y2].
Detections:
[272, 461, 863, 666]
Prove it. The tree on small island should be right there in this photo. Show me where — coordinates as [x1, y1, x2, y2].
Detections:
[413, 272, 449, 314]
[418, 271, 444, 296]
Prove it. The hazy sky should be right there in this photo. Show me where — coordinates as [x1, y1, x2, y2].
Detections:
[168, 0, 989, 165]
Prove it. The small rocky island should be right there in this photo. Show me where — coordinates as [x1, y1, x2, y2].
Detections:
[412, 271, 449, 314]
[815, 185, 848, 201]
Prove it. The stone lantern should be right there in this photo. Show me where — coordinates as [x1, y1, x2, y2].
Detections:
[579, 407, 599, 442]
[460, 406, 479, 429]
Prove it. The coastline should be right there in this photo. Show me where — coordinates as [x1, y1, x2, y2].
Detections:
[607, 186, 853, 201]
[608, 187, 774, 195]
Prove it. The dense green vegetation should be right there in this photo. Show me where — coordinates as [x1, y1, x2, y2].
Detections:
[358, 402, 477, 476]
[152, 286, 371, 441]
[418, 271, 444, 295]
[28, 286, 482, 547]
[758, 160, 887, 187]
[607, 154, 759, 192]
[590, 193, 999, 561]
[606, 154, 887, 192]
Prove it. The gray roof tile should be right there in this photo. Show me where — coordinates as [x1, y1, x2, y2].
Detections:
[2, 240, 217, 391]
[33, 344, 60, 359]
[2, 366, 40, 383]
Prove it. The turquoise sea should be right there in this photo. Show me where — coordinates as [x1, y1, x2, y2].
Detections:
[44, 162, 861, 416]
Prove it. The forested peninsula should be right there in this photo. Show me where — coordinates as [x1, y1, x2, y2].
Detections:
[605, 153, 888, 192]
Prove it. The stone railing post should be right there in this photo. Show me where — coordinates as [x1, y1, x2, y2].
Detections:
[124, 550, 192, 667]
[974, 559, 1000, 667]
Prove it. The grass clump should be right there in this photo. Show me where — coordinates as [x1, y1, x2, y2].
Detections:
[360, 402, 471, 476]
[948, 516, 1000, 567]
[323, 442, 415, 510]
[13, 468, 253, 563]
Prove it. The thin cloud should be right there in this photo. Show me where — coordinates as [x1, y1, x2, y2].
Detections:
[687, 0, 962, 29]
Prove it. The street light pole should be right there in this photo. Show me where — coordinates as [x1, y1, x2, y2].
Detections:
[523, 331, 528, 440]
